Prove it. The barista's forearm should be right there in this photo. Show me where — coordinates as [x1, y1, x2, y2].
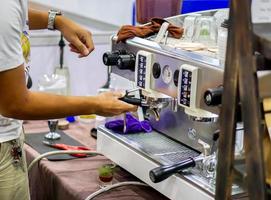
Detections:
[4, 91, 98, 120]
[28, 9, 72, 34]
[28, 9, 49, 30]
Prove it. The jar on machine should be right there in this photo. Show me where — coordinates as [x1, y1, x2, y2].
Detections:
[217, 19, 229, 67]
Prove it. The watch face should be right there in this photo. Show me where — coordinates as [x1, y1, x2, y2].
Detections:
[162, 65, 173, 84]
[50, 10, 62, 15]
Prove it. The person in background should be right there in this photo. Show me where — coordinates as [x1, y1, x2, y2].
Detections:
[0, 1, 137, 200]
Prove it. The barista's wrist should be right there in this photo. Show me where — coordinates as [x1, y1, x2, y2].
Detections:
[54, 15, 66, 32]
[54, 16, 78, 35]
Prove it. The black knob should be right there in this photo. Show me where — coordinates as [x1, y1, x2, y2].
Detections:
[204, 86, 223, 106]
[152, 63, 161, 79]
[116, 54, 135, 71]
[103, 50, 126, 66]
[149, 157, 195, 183]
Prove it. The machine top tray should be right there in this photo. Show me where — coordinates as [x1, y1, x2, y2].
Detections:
[124, 36, 221, 68]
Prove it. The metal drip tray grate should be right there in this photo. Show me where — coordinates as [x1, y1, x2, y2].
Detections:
[159, 152, 199, 164]
[115, 131, 200, 165]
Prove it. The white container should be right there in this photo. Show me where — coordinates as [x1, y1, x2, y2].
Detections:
[38, 74, 68, 95]
[217, 19, 229, 67]
[214, 9, 229, 29]
[77, 115, 96, 125]
[55, 66, 70, 95]
[183, 14, 201, 42]
[193, 16, 217, 46]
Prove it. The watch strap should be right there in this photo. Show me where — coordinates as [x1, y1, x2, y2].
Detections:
[48, 10, 62, 30]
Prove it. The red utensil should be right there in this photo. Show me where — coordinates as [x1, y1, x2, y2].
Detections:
[43, 140, 91, 158]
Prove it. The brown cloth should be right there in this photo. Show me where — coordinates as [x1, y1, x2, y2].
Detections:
[117, 18, 184, 43]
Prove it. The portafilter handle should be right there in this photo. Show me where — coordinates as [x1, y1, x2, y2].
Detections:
[149, 157, 195, 183]
[118, 89, 145, 106]
[119, 96, 142, 106]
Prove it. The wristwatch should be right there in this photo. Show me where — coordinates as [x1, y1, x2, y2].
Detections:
[48, 10, 62, 30]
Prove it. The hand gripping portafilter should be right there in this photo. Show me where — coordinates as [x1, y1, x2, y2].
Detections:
[149, 156, 204, 183]
[119, 95, 142, 106]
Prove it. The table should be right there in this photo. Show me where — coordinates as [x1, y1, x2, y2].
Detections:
[23, 120, 168, 200]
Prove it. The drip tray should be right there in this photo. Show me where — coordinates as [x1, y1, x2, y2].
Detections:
[98, 126, 246, 198]
[101, 127, 200, 165]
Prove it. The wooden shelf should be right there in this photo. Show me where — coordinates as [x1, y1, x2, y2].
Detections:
[258, 70, 271, 98]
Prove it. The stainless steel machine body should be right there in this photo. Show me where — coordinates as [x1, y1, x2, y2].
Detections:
[97, 10, 245, 200]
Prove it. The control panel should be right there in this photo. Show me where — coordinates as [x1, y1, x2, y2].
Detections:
[178, 64, 199, 109]
[135, 51, 154, 91]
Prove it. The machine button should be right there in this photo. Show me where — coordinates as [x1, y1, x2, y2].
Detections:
[184, 71, 189, 78]
[152, 62, 161, 79]
[173, 69, 179, 87]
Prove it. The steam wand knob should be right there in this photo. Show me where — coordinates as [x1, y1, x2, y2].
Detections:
[149, 157, 196, 183]
[204, 86, 223, 106]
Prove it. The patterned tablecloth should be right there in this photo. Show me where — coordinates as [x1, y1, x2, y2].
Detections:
[23, 120, 167, 200]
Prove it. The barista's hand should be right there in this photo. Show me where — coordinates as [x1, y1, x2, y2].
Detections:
[94, 92, 138, 117]
[55, 16, 94, 58]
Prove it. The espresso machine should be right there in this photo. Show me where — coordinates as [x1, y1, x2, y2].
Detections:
[97, 10, 246, 200]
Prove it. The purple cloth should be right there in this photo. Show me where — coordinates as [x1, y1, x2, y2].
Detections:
[105, 113, 152, 134]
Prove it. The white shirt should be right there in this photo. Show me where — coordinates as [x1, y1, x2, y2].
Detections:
[0, 0, 28, 143]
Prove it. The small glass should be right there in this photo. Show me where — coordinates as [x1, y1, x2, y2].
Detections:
[98, 164, 116, 188]
[193, 16, 217, 46]
[235, 128, 244, 156]
[202, 153, 217, 186]
[45, 119, 60, 140]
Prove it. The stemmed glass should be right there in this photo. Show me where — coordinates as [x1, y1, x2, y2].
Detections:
[38, 74, 67, 140]
[46, 119, 60, 140]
